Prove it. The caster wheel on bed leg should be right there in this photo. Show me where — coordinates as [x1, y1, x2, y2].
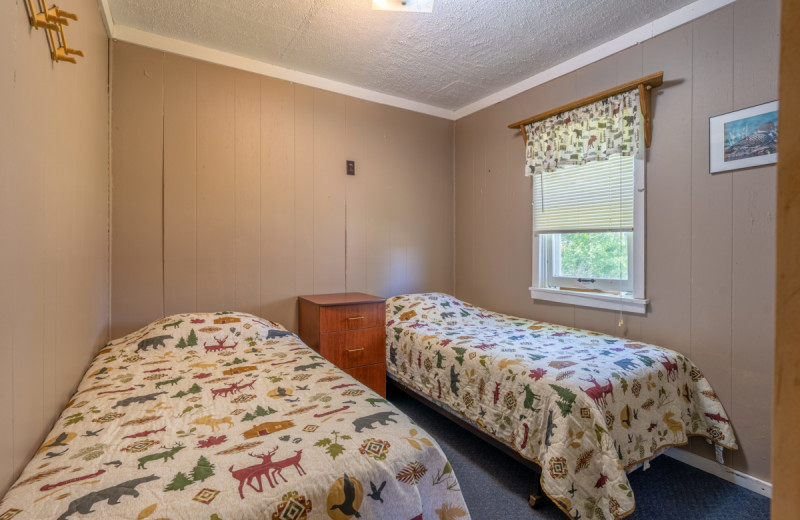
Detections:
[529, 479, 546, 508]
[528, 492, 547, 508]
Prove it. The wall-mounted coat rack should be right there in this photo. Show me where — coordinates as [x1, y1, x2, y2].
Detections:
[25, 0, 84, 64]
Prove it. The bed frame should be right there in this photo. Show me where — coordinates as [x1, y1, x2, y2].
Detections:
[388, 377, 548, 508]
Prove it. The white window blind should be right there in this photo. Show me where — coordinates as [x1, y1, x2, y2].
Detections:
[533, 154, 634, 235]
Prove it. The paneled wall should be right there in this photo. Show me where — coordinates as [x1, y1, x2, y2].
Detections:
[454, 0, 778, 480]
[111, 42, 454, 338]
[0, 0, 110, 495]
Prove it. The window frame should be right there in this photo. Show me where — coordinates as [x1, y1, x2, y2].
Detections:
[530, 155, 648, 314]
[541, 231, 634, 293]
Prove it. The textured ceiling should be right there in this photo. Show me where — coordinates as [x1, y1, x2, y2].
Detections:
[106, 0, 697, 111]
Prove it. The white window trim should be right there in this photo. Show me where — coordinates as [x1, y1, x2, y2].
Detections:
[529, 287, 648, 314]
[530, 156, 648, 314]
[543, 232, 634, 293]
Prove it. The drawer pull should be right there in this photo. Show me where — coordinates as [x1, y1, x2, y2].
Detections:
[347, 348, 365, 353]
[347, 316, 365, 321]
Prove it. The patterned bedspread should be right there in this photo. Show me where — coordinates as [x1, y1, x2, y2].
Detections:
[386, 294, 737, 520]
[0, 312, 468, 520]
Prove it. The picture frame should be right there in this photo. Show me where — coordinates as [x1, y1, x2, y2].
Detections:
[709, 100, 778, 174]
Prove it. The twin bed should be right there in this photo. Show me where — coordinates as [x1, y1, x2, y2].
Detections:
[0, 313, 468, 520]
[385, 293, 737, 520]
[1, 294, 737, 520]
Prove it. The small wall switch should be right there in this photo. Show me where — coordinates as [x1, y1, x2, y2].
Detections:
[346, 160, 355, 176]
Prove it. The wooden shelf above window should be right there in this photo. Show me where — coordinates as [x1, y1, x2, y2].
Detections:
[508, 71, 664, 148]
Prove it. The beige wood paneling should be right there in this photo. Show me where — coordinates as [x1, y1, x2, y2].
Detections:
[389, 108, 422, 297]
[688, 5, 734, 427]
[385, 107, 421, 297]
[260, 76, 297, 329]
[164, 54, 198, 316]
[391, 108, 426, 295]
[464, 106, 492, 309]
[10, 0, 44, 478]
[111, 43, 164, 337]
[234, 71, 262, 315]
[411, 111, 445, 294]
[729, 0, 779, 477]
[452, 0, 779, 480]
[43, 41, 65, 418]
[424, 116, 455, 294]
[493, 97, 534, 318]
[1, 0, 109, 496]
[111, 45, 454, 340]
[293, 85, 316, 301]
[362, 106, 397, 298]
[773, 0, 800, 515]
[312, 90, 348, 294]
[640, 24, 694, 352]
[730, 163, 776, 476]
[473, 111, 506, 308]
[196, 62, 236, 312]
[343, 97, 378, 294]
[11, 0, 54, 476]
[453, 113, 478, 304]
[0, 0, 13, 493]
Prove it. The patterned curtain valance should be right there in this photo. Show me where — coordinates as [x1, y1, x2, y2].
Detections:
[524, 89, 641, 177]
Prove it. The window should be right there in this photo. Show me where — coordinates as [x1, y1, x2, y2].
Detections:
[532, 155, 646, 313]
[524, 90, 648, 313]
[541, 231, 632, 293]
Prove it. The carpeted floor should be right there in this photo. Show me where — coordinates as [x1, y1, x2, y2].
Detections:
[387, 384, 770, 520]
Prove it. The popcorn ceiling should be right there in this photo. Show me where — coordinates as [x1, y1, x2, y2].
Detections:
[108, 0, 695, 111]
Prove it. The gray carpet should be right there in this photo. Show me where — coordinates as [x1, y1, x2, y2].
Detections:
[387, 384, 770, 520]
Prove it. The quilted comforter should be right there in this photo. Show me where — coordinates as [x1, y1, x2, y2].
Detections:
[0, 312, 468, 520]
[386, 293, 737, 520]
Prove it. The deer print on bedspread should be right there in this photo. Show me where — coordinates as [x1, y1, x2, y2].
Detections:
[0, 312, 469, 520]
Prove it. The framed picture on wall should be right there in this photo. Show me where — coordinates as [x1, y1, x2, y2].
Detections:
[709, 100, 778, 174]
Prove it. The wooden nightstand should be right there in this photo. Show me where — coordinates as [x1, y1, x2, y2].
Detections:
[298, 292, 387, 397]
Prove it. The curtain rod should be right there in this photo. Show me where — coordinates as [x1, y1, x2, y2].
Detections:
[508, 71, 664, 148]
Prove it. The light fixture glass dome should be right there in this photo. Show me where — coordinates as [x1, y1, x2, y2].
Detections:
[371, 0, 433, 13]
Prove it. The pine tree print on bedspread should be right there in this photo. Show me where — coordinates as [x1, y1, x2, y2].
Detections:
[0, 312, 469, 520]
[386, 293, 737, 520]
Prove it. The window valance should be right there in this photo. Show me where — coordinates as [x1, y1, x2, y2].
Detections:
[524, 90, 641, 176]
[508, 71, 663, 176]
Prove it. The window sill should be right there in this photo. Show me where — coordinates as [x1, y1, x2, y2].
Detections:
[529, 287, 648, 314]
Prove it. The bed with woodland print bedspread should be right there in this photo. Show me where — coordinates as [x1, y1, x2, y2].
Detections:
[386, 293, 737, 520]
[0, 312, 468, 520]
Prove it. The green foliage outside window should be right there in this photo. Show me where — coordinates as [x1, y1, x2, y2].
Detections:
[557, 232, 628, 280]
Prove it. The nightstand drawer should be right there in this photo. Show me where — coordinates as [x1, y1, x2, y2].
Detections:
[320, 327, 385, 369]
[345, 363, 386, 397]
[320, 303, 384, 332]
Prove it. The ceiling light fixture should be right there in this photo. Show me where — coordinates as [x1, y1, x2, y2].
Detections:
[371, 0, 433, 13]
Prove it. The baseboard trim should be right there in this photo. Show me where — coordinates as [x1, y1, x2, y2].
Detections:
[665, 447, 772, 498]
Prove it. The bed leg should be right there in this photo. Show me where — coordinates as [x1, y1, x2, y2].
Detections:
[528, 478, 546, 508]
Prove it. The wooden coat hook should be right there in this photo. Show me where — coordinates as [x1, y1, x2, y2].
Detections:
[25, 0, 59, 30]
[24, 0, 84, 64]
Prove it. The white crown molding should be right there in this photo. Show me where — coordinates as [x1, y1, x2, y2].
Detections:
[665, 447, 772, 498]
[106, 25, 454, 120]
[97, 0, 113, 37]
[97, 0, 735, 121]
